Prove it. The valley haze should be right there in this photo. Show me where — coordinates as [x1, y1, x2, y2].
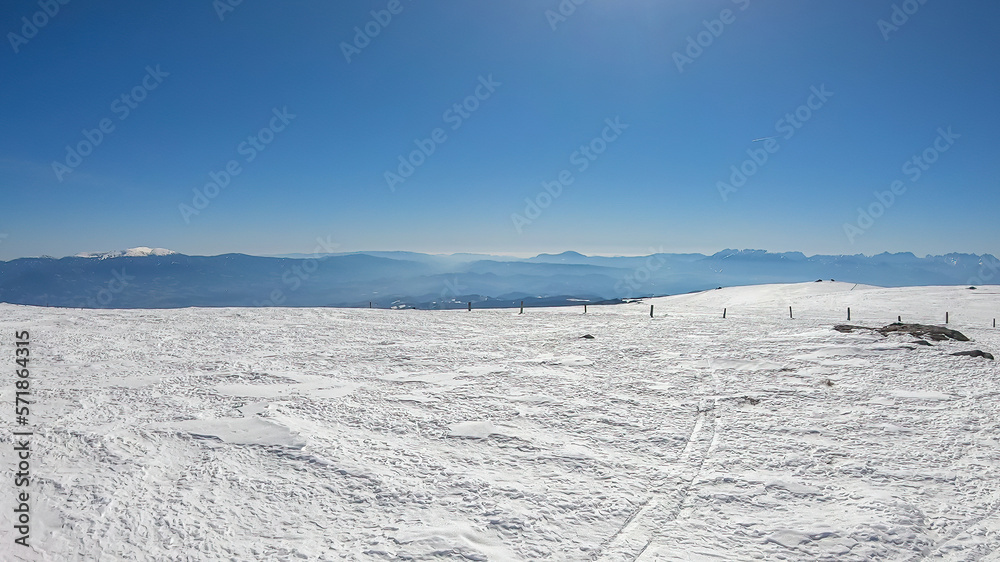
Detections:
[1, 247, 997, 309]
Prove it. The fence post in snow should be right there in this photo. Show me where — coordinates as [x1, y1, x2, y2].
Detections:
[789, 306, 793, 319]
[946, 312, 949, 324]
[723, 307, 726, 319]
[847, 307, 851, 321]
[650, 304, 654, 318]
[898, 315, 901, 322]
[584, 304, 587, 314]
[519, 301, 523, 314]
[369, 302, 372, 309]
[468, 302, 472, 311]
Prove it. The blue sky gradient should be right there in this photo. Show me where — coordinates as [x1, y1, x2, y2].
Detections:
[2, 0, 998, 260]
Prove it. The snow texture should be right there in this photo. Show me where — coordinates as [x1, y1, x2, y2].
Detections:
[1, 282, 999, 560]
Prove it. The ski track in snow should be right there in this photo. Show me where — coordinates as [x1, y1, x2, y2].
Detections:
[0, 282, 998, 560]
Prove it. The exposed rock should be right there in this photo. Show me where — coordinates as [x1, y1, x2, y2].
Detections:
[878, 323, 969, 342]
[836, 323, 969, 342]
[952, 350, 994, 360]
[580, 334, 595, 339]
[910, 340, 932, 346]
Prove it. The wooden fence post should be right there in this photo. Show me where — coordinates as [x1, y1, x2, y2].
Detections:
[468, 302, 472, 311]
[723, 307, 726, 318]
[584, 304, 587, 314]
[519, 301, 523, 314]
[946, 312, 949, 324]
[650, 304, 654, 318]
[789, 306, 793, 319]
[847, 307, 850, 321]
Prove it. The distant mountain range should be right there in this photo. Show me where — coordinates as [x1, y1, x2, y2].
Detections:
[1, 248, 997, 309]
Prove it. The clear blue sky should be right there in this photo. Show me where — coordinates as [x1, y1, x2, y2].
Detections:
[2, 0, 997, 260]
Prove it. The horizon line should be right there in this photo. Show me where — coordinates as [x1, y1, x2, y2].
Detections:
[5, 247, 999, 262]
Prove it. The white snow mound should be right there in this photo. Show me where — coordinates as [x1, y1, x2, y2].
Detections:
[76, 246, 177, 259]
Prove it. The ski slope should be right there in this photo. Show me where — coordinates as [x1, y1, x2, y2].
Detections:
[2, 282, 999, 560]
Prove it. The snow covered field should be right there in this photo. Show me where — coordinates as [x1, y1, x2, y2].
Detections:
[2, 282, 999, 561]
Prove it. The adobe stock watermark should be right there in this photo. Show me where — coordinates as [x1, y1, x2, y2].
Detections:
[877, 0, 929, 41]
[614, 248, 667, 298]
[78, 268, 134, 308]
[968, 255, 1000, 287]
[254, 235, 339, 306]
[511, 117, 628, 234]
[340, 0, 411, 63]
[672, 0, 749, 73]
[384, 74, 501, 192]
[438, 276, 467, 306]
[843, 127, 958, 243]
[7, 0, 71, 54]
[717, 84, 833, 202]
[213, 0, 244, 22]
[179, 107, 295, 223]
[51, 65, 169, 182]
[545, 0, 587, 31]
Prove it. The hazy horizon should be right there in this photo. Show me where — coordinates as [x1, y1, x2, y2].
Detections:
[6, 245, 1000, 262]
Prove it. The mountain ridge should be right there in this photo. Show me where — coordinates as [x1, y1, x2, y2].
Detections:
[2, 249, 997, 309]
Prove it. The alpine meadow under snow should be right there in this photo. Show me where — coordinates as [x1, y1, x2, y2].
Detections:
[2, 281, 999, 560]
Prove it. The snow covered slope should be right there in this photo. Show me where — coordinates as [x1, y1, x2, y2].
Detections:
[1, 282, 998, 560]
[74, 247, 177, 259]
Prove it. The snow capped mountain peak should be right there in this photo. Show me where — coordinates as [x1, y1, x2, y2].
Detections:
[709, 249, 806, 261]
[76, 247, 178, 259]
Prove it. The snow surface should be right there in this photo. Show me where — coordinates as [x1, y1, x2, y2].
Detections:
[2, 281, 999, 560]
[74, 247, 177, 259]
